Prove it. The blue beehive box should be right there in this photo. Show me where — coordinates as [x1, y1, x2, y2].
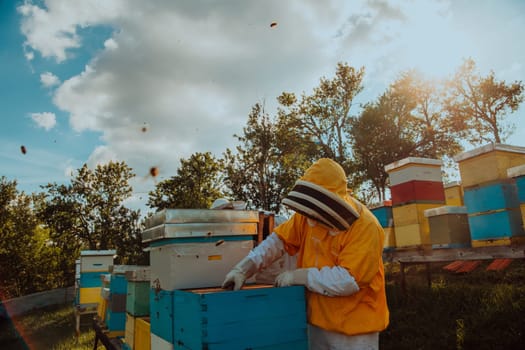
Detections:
[109, 273, 128, 295]
[105, 307, 126, 331]
[172, 285, 308, 350]
[468, 209, 524, 241]
[79, 271, 103, 288]
[463, 180, 520, 214]
[150, 288, 174, 343]
[370, 204, 393, 228]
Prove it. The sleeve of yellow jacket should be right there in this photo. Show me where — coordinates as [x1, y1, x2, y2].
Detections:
[274, 203, 390, 336]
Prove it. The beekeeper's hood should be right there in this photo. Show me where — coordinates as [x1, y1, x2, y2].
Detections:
[282, 158, 359, 230]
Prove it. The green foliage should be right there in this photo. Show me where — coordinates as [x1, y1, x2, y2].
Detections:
[39, 161, 146, 270]
[443, 57, 525, 145]
[223, 103, 311, 213]
[148, 152, 224, 210]
[0, 177, 63, 298]
[350, 70, 463, 202]
[277, 62, 365, 173]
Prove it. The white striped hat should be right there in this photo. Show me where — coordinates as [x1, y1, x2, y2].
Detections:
[282, 179, 360, 231]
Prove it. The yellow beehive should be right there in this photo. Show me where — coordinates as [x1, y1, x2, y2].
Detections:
[97, 297, 107, 321]
[134, 317, 151, 350]
[394, 224, 430, 247]
[125, 313, 135, 349]
[393, 203, 442, 227]
[79, 287, 101, 304]
[453, 144, 525, 188]
[444, 181, 464, 206]
[383, 227, 396, 250]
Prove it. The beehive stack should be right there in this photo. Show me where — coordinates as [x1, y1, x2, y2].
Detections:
[77, 250, 115, 306]
[123, 267, 150, 350]
[370, 201, 395, 251]
[385, 157, 445, 249]
[105, 265, 134, 332]
[454, 144, 525, 247]
[142, 209, 307, 349]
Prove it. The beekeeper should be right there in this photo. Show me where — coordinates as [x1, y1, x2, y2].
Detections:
[222, 158, 389, 350]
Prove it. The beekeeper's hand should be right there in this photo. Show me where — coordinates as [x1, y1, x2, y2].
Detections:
[275, 268, 310, 287]
[222, 256, 257, 290]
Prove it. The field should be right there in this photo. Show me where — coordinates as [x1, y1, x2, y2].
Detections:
[1, 259, 524, 350]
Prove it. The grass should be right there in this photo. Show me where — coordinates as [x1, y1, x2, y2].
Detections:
[1, 259, 524, 349]
[0, 303, 104, 350]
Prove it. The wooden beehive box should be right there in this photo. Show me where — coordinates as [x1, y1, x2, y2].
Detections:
[453, 143, 525, 188]
[126, 268, 150, 317]
[172, 285, 308, 350]
[385, 157, 443, 186]
[463, 180, 520, 214]
[424, 206, 471, 249]
[444, 181, 464, 206]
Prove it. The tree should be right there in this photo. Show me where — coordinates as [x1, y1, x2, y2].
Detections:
[0, 178, 61, 297]
[350, 70, 464, 203]
[39, 162, 146, 268]
[277, 62, 365, 173]
[223, 102, 313, 213]
[148, 152, 224, 210]
[443, 58, 524, 144]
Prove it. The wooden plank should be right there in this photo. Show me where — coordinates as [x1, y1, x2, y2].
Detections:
[383, 244, 525, 263]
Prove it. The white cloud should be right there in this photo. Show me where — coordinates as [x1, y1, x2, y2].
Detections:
[40, 72, 60, 87]
[31, 112, 57, 130]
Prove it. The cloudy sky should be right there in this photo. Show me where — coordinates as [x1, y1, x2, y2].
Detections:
[2, 0, 524, 213]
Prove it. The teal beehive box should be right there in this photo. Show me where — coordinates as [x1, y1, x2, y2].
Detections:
[172, 285, 308, 350]
[125, 267, 150, 317]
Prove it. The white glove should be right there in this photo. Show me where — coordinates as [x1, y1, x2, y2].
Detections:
[222, 256, 258, 290]
[275, 268, 310, 287]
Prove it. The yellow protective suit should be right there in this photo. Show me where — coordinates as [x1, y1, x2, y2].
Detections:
[274, 158, 389, 336]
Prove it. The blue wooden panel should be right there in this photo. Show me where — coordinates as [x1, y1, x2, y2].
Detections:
[149, 235, 254, 248]
[515, 176, 525, 203]
[468, 209, 524, 240]
[79, 272, 103, 288]
[126, 281, 150, 316]
[110, 274, 128, 294]
[173, 286, 308, 350]
[149, 288, 174, 343]
[464, 181, 520, 214]
[105, 310, 126, 331]
[370, 206, 393, 227]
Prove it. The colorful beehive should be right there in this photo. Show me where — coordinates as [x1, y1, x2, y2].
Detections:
[134, 317, 151, 350]
[444, 181, 464, 206]
[424, 206, 471, 249]
[370, 201, 395, 251]
[392, 203, 443, 247]
[126, 267, 150, 317]
[391, 201, 445, 248]
[172, 285, 308, 350]
[78, 250, 115, 305]
[143, 209, 259, 291]
[385, 157, 445, 249]
[508, 164, 525, 230]
[105, 265, 142, 332]
[123, 267, 151, 350]
[463, 180, 524, 247]
[149, 289, 174, 344]
[385, 158, 443, 186]
[453, 143, 525, 188]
